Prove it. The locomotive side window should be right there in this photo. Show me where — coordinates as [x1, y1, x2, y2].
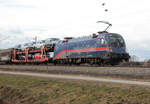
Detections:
[99, 38, 106, 45]
[101, 38, 105, 45]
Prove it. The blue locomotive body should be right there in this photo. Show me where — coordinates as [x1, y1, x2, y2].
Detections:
[54, 32, 130, 65]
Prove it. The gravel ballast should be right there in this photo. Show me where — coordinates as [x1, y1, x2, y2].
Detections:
[0, 65, 150, 79]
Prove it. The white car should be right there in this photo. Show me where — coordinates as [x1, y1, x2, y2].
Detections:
[44, 38, 60, 48]
[14, 44, 22, 50]
[22, 43, 34, 50]
[33, 40, 45, 49]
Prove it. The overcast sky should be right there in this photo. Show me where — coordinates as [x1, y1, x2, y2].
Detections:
[0, 0, 150, 61]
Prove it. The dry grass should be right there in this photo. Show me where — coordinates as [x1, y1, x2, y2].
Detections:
[0, 74, 150, 104]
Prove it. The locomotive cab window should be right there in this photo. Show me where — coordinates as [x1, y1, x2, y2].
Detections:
[109, 34, 124, 48]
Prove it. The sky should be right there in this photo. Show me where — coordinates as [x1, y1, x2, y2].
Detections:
[0, 0, 150, 61]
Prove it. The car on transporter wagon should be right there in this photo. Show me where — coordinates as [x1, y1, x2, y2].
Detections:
[44, 38, 60, 48]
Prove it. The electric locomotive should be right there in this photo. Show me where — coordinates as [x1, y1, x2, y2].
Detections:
[53, 21, 130, 65]
[54, 32, 129, 65]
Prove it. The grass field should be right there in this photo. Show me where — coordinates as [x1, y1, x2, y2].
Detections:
[0, 74, 150, 104]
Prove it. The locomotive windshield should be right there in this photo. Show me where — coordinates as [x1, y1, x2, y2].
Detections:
[108, 34, 124, 48]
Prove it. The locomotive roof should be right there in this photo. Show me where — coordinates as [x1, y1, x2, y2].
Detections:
[58, 32, 122, 44]
[62, 33, 108, 43]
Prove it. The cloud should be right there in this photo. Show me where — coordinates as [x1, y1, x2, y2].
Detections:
[0, 0, 36, 8]
[0, 0, 14, 4]
[0, 26, 49, 49]
[3, 4, 36, 8]
[0, 0, 150, 61]
[0, 27, 29, 49]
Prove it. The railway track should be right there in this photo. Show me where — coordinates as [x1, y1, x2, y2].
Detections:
[0, 60, 145, 67]
[0, 64, 150, 80]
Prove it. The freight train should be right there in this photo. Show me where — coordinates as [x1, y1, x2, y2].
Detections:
[0, 31, 130, 65]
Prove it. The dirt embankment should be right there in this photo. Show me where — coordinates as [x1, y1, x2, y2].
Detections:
[0, 86, 36, 104]
[1, 74, 150, 104]
[0, 100, 9, 104]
